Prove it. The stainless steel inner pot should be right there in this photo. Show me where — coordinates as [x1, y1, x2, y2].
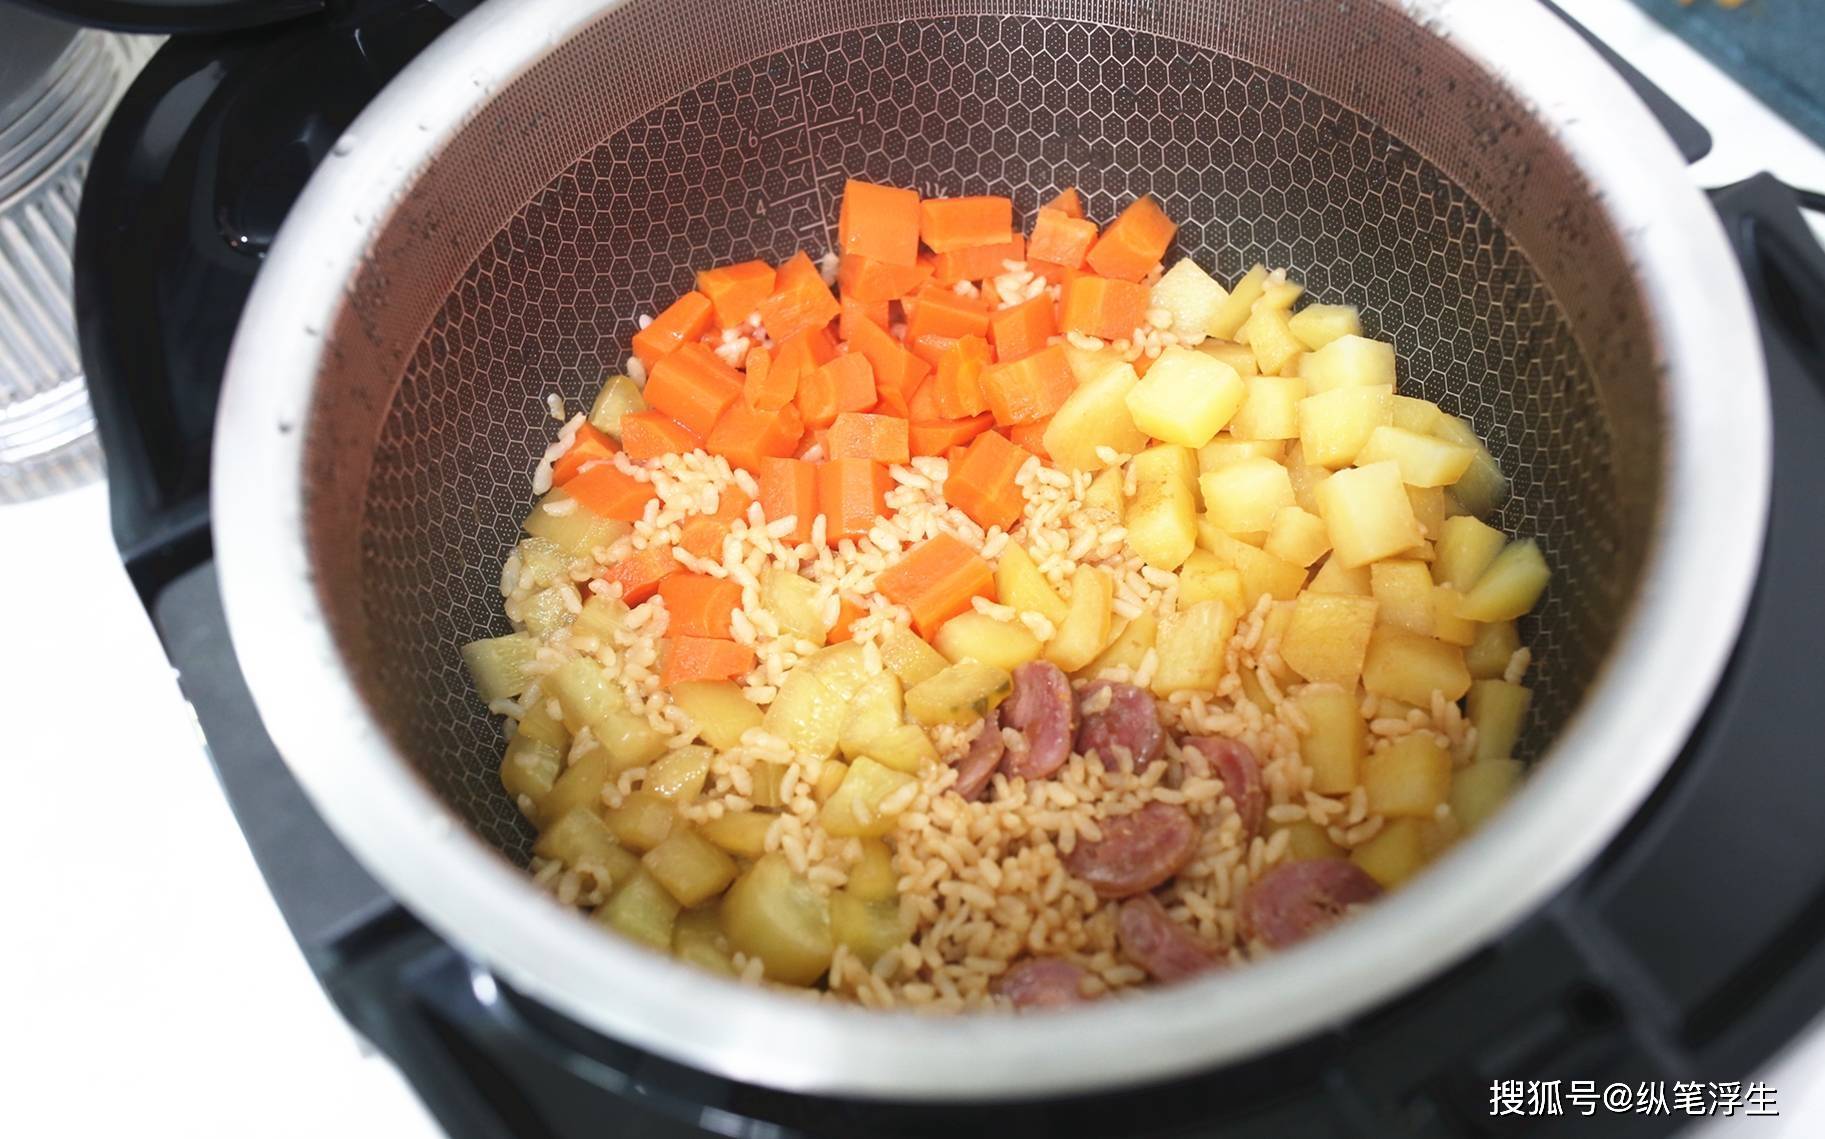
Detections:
[214, 0, 1768, 1099]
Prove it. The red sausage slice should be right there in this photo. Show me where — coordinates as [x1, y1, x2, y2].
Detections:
[1064, 801, 1201, 898]
[1183, 736, 1265, 837]
[952, 709, 1005, 801]
[1075, 680, 1164, 769]
[999, 661, 1077, 781]
[1117, 894, 1223, 982]
[995, 957, 1090, 1008]
[1240, 859, 1383, 949]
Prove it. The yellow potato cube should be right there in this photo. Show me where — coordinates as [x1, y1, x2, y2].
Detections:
[1259, 601, 1301, 686]
[760, 567, 831, 645]
[646, 745, 714, 803]
[1296, 685, 1367, 794]
[1355, 425, 1475, 487]
[1315, 461, 1424, 568]
[1196, 436, 1286, 472]
[1256, 277, 1304, 312]
[1280, 593, 1378, 688]
[502, 735, 561, 815]
[805, 642, 871, 700]
[1432, 415, 1507, 517]
[1227, 376, 1307, 441]
[1063, 343, 1128, 386]
[1199, 458, 1295, 535]
[1434, 515, 1507, 590]
[1297, 384, 1394, 468]
[1239, 302, 1303, 376]
[1391, 394, 1446, 435]
[996, 542, 1068, 624]
[1351, 818, 1429, 887]
[1205, 263, 1268, 338]
[1197, 338, 1258, 377]
[1273, 818, 1348, 861]
[1361, 628, 1471, 706]
[905, 661, 1013, 727]
[1125, 444, 1200, 570]
[1287, 304, 1362, 351]
[1370, 559, 1435, 635]
[1124, 346, 1246, 447]
[1078, 611, 1158, 678]
[936, 611, 1042, 672]
[820, 757, 917, 838]
[1149, 257, 1229, 336]
[762, 668, 847, 759]
[1432, 586, 1478, 646]
[830, 891, 913, 967]
[749, 763, 788, 809]
[1084, 464, 1127, 516]
[1178, 550, 1245, 610]
[1407, 484, 1446, 539]
[1202, 529, 1307, 605]
[858, 723, 939, 774]
[670, 680, 763, 752]
[1465, 620, 1521, 679]
[522, 488, 630, 559]
[534, 808, 636, 878]
[697, 811, 775, 859]
[1458, 539, 1550, 622]
[1265, 505, 1331, 567]
[1307, 554, 1371, 596]
[1151, 600, 1237, 695]
[594, 867, 681, 949]
[604, 790, 676, 853]
[1468, 679, 1532, 762]
[847, 838, 899, 902]
[1043, 362, 1149, 472]
[721, 853, 833, 985]
[642, 826, 738, 907]
[837, 672, 905, 761]
[1284, 440, 1330, 515]
[1297, 334, 1396, 393]
[1363, 733, 1452, 817]
[1450, 758, 1523, 832]
[814, 759, 848, 803]
[673, 903, 735, 975]
[1046, 564, 1115, 672]
[880, 625, 949, 688]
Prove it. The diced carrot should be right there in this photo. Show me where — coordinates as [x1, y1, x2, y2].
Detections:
[1042, 187, 1085, 219]
[847, 312, 931, 399]
[945, 429, 1032, 531]
[979, 277, 1002, 308]
[837, 254, 933, 304]
[759, 456, 819, 543]
[873, 383, 910, 419]
[906, 374, 944, 420]
[839, 179, 921, 267]
[908, 413, 993, 457]
[632, 291, 715, 371]
[1058, 274, 1151, 341]
[678, 485, 753, 559]
[826, 413, 911, 464]
[907, 332, 957, 370]
[1084, 195, 1177, 282]
[905, 282, 990, 341]
[875, 533, 995, 638]
[599, 545, 677, 604]
[839, 296, 890, 343]
[919, 196, 1015, 253]
[1008, 416, 1053, 460]
[945, 445, 969, 466]
[933, 335, 992, 419]
[826, 597, 866, 643]
[565, 462, 657, 522]
[697, 260, 778, 326]
[620, 411, 702, 460]
[659, 636, 756, 688]
[744, 346, 793, 412]
[988, 294, 1058, 362]
[1026, 259, 1071, 284]
[817, 459, 891, 542]
[979, 343, 1074, 426]
[798, 353, 875, 430]
[658, 573, 744, 639]
[1028, 207, 1099, 269]
[929, 235, 1026, 285]
[645, 342, 743, 435]
[1132, 352, 1156, 378]
[707, 398, 805, 473]
[756, 251, 841, 343]
[551, 423, 618, 486]
[772, 329, 834, 401]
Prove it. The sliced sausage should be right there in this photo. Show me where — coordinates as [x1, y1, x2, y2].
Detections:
[1240, 859, 1383, 950]
[1075, 681, 1164, 769]
[1064, 801, 1201, 898]
[994, 957, 1090, 1009]
[1117, 894, 1223, 982]
[1182, 736, 1265, 837]
[999, 661, 1077, 782]
[952, 709, 1005, 801]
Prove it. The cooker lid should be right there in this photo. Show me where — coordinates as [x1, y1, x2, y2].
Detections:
[8, 0, 320, 34]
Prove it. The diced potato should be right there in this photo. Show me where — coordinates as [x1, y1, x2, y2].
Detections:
[1178, 550, 1244, 610]
[1227, 376, 1306, 442]
[1125, 444, 1200, 570]
[543, 657, 670, 769]
[698, 811, 775, 859]
[1239, 302, 1302, 376]
[1355, 426, 1474, 488]
[1406, 485, 1446, 540]
[1434, 515, 1507, 590]
[673, 903, 735, 974]
[1125, 347, 1246, 447]
[642, 826, 738, 907]
[807, 644, 870, 700]
[861, 723, 939, 774]
[593, 867, 681, 949]
[837, 672, 905, 763]
[1200, 458, 1295, 536]
[1307, 554, 1371, 596]
[1043, 362, 1148, 472]
[880, 625, 949, 688]
[1205, 264, 1268, 338]
[1361, 628, 1471, 706]
[1314, 461, 1424, 568]
[1297, 334, 1396, 393]
[502, 736, 561, 813]
[997, 542, 1068, 624]
[671, 680, 763, 751]
[523, 487, 630, 558]
[848, 839, 900, 902]
[1351, 818, 1428, 887]
[1045, 564, 1115, 672]
[1465, 620, 1521, 679]
[647, 745, 713, 803]
[1084, 465, 1126, 516]
[1196, 439, 1287, 476]
[539, 744, 612, 827]
[517, 585, 575, 637]
[1079, 611, 1157, 678]
[750, 763, 788, 809]
[1468, 679, 1532, 762]
[1431, 587, 1477, 647]
[514, 537, 569, 589]
[1257, 277, 1304, 312]
[1197, 338, 1259, 377]
[1281, 593, 1378, 688]
[462, 633, 541, 703]
[1458, 539, 1550, 622]
[937, 611, 1042, 672]
[762, 668, 847, 759]
[1237, 668, 1274, 714]
[1151, 600, 1236, 695]
[1264, 505, 1330, 567]
[1432, 415, 1507, 517]
[905, 661, 1013, 727]
[1259, 601, 1300, 685]
[535, 808, 636, 878]
[570, 593, 630, 646]
[821, 757, 917, 838]
[1273, 818, 1347, 861]
[604, 790, 676, 852]
[1298, 385, 1394, 468]
[1391, 394, 1446, 435]
[761, 568, 830, 646]
[1363, 734, 1452, 817]
[1287, 304, 1362, 351]
[721, 853, 833, 985]
[513, 685, 568, 748]
[1150, 258, 1229, 337]
[1451, 758, 1523, 832]
[1370, 559, 1435, 635]
[1063, 344, 1129, 386]
[830, 891, 913, 967]
[588, 373, 647, 437]
[1295, 685, 1367, 794]
[1284, 440, 1330, 515]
